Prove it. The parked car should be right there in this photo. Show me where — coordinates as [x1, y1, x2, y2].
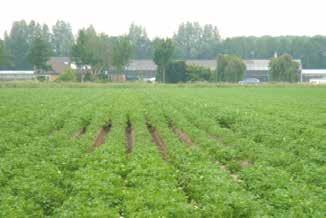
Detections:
[239, 78, 260, 85]
[309, 78, 326, 85]
[143, 77, 156, 83]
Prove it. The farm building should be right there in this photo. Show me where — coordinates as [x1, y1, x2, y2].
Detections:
[41, 57, 73, 81]
[0, 71, 35, 81]
[243, 59, 302, 81]
[123, 59, 217, 80]
[124, 59, 304, 82]
[124, 60, 157, 80]
[244, 60, 270, 81]
[301, 69, 326, 82]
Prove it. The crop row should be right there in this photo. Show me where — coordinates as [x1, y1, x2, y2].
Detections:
[0, 87, 325, 217]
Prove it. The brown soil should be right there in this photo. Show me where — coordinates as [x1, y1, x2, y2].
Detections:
[216, 161, 241, 182]
[125, 120, 134, 154]
[239, 160, 252, 169]
[167, 119, 193, 146]
[173, 127, 193, 146]
[73, 127, 86, 139]
[146, 122, 169, 160]
[90, 122, 112, 151]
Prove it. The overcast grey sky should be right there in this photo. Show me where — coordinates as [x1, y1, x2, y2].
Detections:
[1, 0, 325, 39]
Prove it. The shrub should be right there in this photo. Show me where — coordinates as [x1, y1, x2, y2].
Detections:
[166, 61, 187, 83]
[269, 54, 300, 82]
[36, 75, 48, 82]
[217, 55, 246, 82]
[57, 69, 76, 82]
[186, 64, 213, 82]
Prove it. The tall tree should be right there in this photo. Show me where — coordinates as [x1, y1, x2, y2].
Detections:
[72, 26, 112, 81]
[217, 55, 246, 82]
[52, 20, 74, 56]
[27, 36, 52, 73]
[5, 20, 31, 69]
[220, 36, 326, 69]
[173, 22, 220, 59]
[71, 29, 93, 82]
[153, 38, 175, 83]
[111, 36, 133, 74]
[269, 54, 300, 82]
[199, 24, 221, 58]
[0, 40, 5, 65]
[4, 20, 53, 70]
[128, 23, 152, 59]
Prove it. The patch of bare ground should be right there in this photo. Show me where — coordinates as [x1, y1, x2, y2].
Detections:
[73, 127, 86, 139]
[207, 133, 224, 143]
[240, 160, 252, 169]
[88, 121, 112, 152]
[146, 122, 169, 160]
[125, 120, 134, 154]
[216, 161, 241, 182]
[167, 120, 194, 146]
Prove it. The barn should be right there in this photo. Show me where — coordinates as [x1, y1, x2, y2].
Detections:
[301, 69, 326, 82]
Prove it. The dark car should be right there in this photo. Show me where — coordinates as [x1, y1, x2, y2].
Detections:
[239, 78, 260, 85]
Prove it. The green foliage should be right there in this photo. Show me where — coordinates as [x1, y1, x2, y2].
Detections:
[173, 22, 221, 59]
[0, 40, 5, 65]
[52, 20, 74, 57]
[186, 64, 213, 81]
[0, 86, 325, 217]
[71, 26, 98, 68]
[71, 26, 113, 82]
[36, 75, 48, 81]
[4, 20, 32, 70]
[221, 36, 326, 69]
[166, 61, 187, 83]
[3, 20, 326, 71]
[111, 36, 133, 74]
[57, 69, 76, 81]
[153, 38, 175, 83]
[217, 55, 246, 82]
[3, 20, 52, 70]
[269, 54, 300, 82]
[128, 23, 152, 59]
[27, 36, 52, 73]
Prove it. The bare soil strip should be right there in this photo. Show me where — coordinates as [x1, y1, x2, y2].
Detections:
[125, 120, 134, 154]
[90, 121, 112, 150]
[73, 127, 87, 139]
[146, 122, 169, 160]
[167, 120, 193, 146]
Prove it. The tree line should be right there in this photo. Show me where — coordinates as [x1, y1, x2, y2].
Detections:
[1, 20, 326, 71]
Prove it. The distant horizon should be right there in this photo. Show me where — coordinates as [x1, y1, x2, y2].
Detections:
[1, 0, 326, 39]
[2, 19, 326, 40]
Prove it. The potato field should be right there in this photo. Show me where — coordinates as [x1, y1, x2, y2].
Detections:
[0, 85, 325, 217]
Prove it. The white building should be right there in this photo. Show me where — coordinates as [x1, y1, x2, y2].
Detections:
[0, 71, 35, 81]
[301, 69, 326, 82]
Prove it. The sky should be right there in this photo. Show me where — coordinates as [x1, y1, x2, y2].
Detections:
[1, 0, 326, 39]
